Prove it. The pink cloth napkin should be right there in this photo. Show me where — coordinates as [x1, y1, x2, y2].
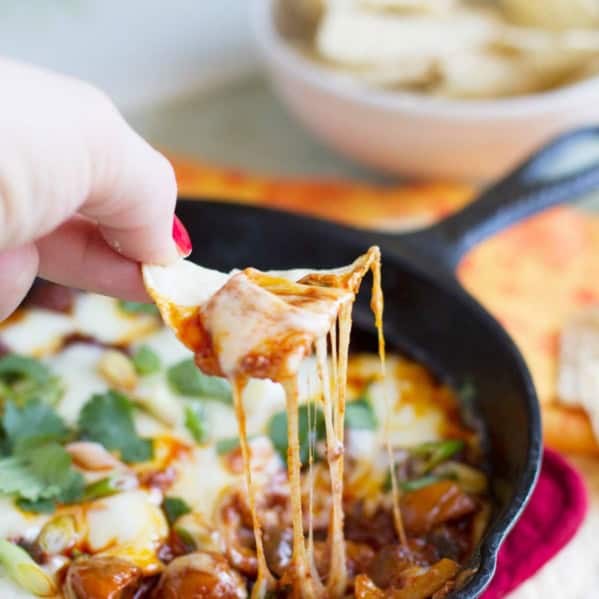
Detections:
[481, 448, 588, 598]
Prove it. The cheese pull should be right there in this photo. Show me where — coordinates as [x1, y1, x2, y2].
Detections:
[144, 247, 388, 599]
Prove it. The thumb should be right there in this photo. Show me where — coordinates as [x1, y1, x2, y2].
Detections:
[80, 118, 182, 265]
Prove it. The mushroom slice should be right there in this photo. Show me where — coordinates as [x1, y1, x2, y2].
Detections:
[63, 556, 141, 599]
[153, 552, 247, 599]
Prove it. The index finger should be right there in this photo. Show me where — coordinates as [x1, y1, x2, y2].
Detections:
[80, 107, 181, 266]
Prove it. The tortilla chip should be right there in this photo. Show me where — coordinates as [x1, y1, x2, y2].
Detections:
[500, 0, 599, 30]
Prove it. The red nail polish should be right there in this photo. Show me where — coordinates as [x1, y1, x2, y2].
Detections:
[172, 215, 192, 257]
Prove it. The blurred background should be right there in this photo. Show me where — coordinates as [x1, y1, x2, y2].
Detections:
[0, 1, 254, 109]
[2, 0, 599, 181]
[0, 0, 378, 180]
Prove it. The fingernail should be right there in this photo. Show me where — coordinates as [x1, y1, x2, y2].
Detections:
[172, 215, 192, 257]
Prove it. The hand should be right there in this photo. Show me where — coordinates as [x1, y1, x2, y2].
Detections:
[0, 58, 192, 320]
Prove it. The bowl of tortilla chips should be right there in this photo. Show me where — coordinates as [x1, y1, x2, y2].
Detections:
[252, 0, 599, 180]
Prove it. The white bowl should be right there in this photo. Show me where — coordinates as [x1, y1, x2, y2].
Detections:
[251, 0, 599, 181]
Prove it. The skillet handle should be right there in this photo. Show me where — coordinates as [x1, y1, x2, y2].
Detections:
[402, 126, 599, 270]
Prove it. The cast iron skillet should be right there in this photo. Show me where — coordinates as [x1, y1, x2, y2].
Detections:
[176, 127, 599, 597]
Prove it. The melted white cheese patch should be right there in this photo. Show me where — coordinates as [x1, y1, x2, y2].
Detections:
[242, 378, 286, 437]
[85, 490, 167, 570]
[347, 354, 444, 446]
[168, 446, 237, 520]
[202, 402, 238, 440]
[131, 329, 193, 434]
[0, 294, 162, 357]
[133, 409, 171, 438]
[131, 327, 192, 367]
[203, 273, 340, 377]
[73, 294, 159, 345]
[45, 344, 108, 426]
[134, 373, 185, 431]
[0, 309, 75, 356]
[168, 440, 284, 524]
[368, 371, 443, 447]
[345, 429, 378, 461]
[0, 577, 37, 599]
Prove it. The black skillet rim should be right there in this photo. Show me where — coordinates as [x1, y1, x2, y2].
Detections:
[443, 287, 542, 598]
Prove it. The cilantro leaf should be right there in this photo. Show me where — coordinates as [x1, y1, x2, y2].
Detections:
[118, 301, 160, 317]
[83, 472, 136, 502]
[162, 497, 191, 525]
[0, 442, 84, 504]
[0, 455, 53, 501]
[400, 475, 443, 492]
[215, 436, 240, 455]
[119, 437, 153, 463]
[0, 354, 63, 406]
[16, 497, 57, 514]
[344, 398, 377, 430]
[24, 443, 84, 503]
[0, 354, 50, 386]
[411, 439, 464, 474]
[132, 345, 161, 375]
[268, 404, 325, 465]
[3, 399, 70, 452]
[167, 359, 232, 403]
[54, 467, 86, 504]
[184, 401, 206, 444]
[78, 391, 153, 463]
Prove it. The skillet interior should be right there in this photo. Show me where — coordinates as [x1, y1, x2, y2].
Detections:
[177, 198, 542, 598]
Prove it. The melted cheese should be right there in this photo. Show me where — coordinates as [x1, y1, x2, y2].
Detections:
[0, 246, 477, 599]
[369, 370, 443, 447]
[168, 446, 238, 520]
[0, 294, 162, 357]
[232, 380, 275, 597]
[283, 378, 320, 597]
[242, 378, 286, 436]
[85, 490, 167, 572]
[134, 373, 186, 431]
[0, 293, 163, 357]
[46, 344, 108, 425]
[73, 294, 160, 345]
[131, 327, 192, 366]
[202, 402, 238, 440]
[0, 309, 75, 356]
[0, 498, 47, 542]
[206, 272, 343, 378]
[142, 257, 372, 381]
[144, 247, 387, 598]
[168, 439, 283, 521]
[0, 577, 37, 599]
